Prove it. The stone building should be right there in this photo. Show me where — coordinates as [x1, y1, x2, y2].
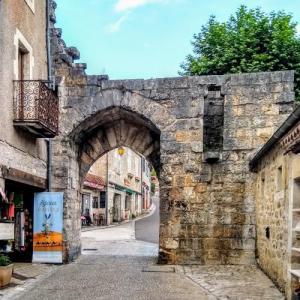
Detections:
[250, 105, 300, 298]
[0, 0, 58, 260]
[49, 0, 295, 266]
[81, 173, 106, 225]
[90, 147, 151, 225]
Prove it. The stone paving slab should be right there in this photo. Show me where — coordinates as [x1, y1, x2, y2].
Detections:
[179, 265, 285, 300]
[0, 263, 59, 300]
[82, 239, 159, 257]
[18, 256, 210, 300]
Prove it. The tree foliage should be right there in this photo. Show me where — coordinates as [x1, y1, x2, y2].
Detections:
[180, 6, 300, 99]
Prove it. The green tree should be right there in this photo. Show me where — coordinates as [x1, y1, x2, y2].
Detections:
[180, 6, 300, 99]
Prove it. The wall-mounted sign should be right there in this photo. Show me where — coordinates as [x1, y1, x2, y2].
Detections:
[0, 223, 14, 240]
[32, 192, 63, 264]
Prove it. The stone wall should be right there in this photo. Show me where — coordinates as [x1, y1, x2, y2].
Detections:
[252, 137, 300, 297]
[253, 142, 289, 291]
[49, 0, 295, 265]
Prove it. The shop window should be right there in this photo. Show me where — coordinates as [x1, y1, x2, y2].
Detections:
[0, 192, 15, 222]
[276, 166, 283, 191]
[92, 197, 99, 209]
[81, 194, 90, 215]
[100, 192, 106, 208]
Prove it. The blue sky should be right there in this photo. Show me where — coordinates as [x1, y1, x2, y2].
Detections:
[56, 0, 300, 80]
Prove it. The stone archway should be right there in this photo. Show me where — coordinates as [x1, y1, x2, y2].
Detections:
[51, 54, 294, 265]
[51, 88, 179, 262]
[75, 107, 161, 183]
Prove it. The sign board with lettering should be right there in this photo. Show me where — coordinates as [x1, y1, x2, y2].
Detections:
[0, 223, 14, 240]
[32, 192, 63, 263]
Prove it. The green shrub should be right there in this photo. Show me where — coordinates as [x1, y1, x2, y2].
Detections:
[0, 254, 12, 266]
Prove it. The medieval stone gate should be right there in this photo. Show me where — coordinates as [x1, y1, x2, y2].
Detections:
[47, 1, 295, 263]
[50, 28, 295, 263]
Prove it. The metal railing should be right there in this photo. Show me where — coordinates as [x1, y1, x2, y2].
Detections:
[13, 80, 59, 136]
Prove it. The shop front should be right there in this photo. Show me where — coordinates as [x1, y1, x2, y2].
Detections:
[0, 167, 46, 262]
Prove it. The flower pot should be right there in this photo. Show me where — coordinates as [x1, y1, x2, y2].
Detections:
[0, 264, 13, 287]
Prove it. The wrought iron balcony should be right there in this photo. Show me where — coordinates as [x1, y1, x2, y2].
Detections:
[13, 80, 59, 138]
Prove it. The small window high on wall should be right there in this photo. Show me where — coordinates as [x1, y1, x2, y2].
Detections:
[261, 173, 265, 199]
[203, 85, 224, 163]
[276, 166, 283, 191]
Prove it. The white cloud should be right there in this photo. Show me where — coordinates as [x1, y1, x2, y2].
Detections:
[106, 15, 128, 33]
[115, 0, 165, 12]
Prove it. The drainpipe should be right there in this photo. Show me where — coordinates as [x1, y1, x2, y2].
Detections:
[46, 0, 52, 191]
[141, 156, 143, 211]
[105, 154, 109, 225]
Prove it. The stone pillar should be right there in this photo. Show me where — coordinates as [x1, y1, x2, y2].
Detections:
[51, 138, 81, 262]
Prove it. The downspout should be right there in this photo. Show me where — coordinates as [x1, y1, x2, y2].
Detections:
[46, 0, 52, 191]
[141, 156, 143, 211]
[105, 154, 109, 225]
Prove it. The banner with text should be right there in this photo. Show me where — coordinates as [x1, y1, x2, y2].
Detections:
[33, 192, 63, 263]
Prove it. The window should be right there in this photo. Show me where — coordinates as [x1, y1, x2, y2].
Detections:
[135, 156, 139, 176]
[100, 192, 106, 208]
[92, 197, 99, 209]
[14, 29, 33, 80]
[293, 178, 300, 208]
[24, 0, 35, 13]
[82, 194, 90, 215]
[125, 194, 131, 210]
[276, 166, 283, 191]
[261, 174, 265, 199]
[135, 194, 138, 211]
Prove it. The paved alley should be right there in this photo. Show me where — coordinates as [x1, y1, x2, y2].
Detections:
[13, 202, 209, 300]
[4, 203, 284, 300]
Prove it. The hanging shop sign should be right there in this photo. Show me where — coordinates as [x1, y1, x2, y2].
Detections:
[32, 192, 63, 264]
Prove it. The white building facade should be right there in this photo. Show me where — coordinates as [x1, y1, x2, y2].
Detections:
[88, 147, 152, 225]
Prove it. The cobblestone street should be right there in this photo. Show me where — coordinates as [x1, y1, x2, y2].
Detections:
[179, 265, 284, 300]
[0, 201, 285, 300]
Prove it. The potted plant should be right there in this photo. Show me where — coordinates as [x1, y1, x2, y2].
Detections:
[0, 254, 13, 287]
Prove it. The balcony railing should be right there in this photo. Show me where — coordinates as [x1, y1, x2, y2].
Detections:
[13, 80, 59, 138]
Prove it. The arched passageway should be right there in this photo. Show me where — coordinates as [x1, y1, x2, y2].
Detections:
[50, 58, 290, 265]
[51, 87, 177, 262]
